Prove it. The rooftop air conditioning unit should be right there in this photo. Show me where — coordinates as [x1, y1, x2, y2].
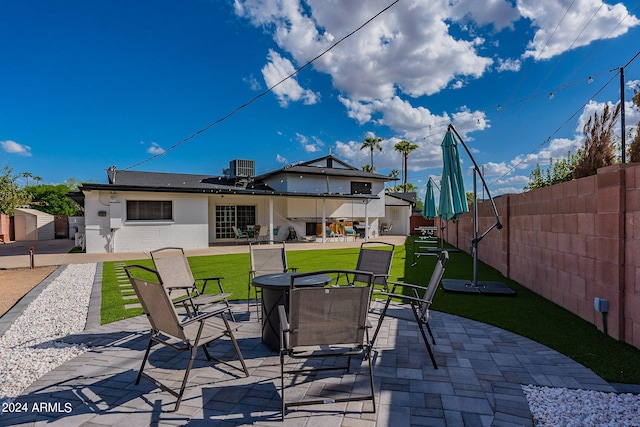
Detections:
[229, 159, 255, 179]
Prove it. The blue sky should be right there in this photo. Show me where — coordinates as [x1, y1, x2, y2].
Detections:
[2, 0, 639, 199]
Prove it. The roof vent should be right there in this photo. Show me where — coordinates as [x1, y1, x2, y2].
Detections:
[229, 159, 255, 179]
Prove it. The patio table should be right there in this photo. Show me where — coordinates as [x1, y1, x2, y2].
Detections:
[252, 272, 331, 350]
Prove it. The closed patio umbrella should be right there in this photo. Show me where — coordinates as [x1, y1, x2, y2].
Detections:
[439, 129, 468, 221]
[439, 124, 514, 295]
[422, 178, 437, 219]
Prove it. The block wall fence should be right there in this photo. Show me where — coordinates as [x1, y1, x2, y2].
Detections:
[437, 163, 640, 350]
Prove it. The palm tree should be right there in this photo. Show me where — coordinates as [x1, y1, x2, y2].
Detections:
[22, 172, 32, 186]
[388, 169, 400, 192]
[33, 176, 42, 185]
[361, 164, 375, 173]
[393, 140, 419, 192]
[360, 135, 383, 170]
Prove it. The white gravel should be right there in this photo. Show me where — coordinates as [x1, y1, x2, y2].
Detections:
[523, 384, 640, 426]
[0, 263, 95, 401]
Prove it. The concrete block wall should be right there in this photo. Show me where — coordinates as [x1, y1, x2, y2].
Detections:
[438, 163, 640, 350]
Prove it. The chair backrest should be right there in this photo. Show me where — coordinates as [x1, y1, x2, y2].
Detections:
[232, 226, 245, 238]
[258, 226, 269, 238]
[150, 247, 195, 297]
[355, 242, 395, 285]
[288, 270, 373, 348]
[417, 250, 449, 320]
[250, 241, 288, 276]
[125, 265, 186, 342]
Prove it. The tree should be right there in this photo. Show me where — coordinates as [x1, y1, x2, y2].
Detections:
[573, 102, 621, 178]
[629, 85, 640, 163]
[25, 184, 83, 216]
[393, 140, 419, 192]
[361, 135, 383, 170]
[360, 164, 375, 173]
[1, 164, 31, 215]
[21, 171, 32, 186]
[524, 154, 576, 190]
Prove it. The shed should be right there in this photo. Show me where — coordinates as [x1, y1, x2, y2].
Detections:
[13, 208, 55, 241]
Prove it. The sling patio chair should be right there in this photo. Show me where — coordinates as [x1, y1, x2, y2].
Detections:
[278, 269, 376, 420]
[232, 226, 250, 243]
[150, 247, 235, 320]
[248, 240, 297, 318]
[124, 265, 249, 412]
[370, 250, 449, 369]
[338, 241, 395, 292]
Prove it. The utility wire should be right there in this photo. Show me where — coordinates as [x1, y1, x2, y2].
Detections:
[123, 0, 400, 171]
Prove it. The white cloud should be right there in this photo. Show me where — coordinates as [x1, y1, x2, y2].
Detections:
[296, 132, 324, 153]
[261, 50, 319, 107]
[520, 0, 640, 60]
[449, 0, 521, 31]
[243, 73, 262, 91]
[1, 140, 32, 156]
[276, 154, 288, 163]
[496, 57, 521, 72]
[237, 1, 494, 102]
[147, 142, 165, 155]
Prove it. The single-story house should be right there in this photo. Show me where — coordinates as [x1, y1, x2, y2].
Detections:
[78, 155, 412, 253]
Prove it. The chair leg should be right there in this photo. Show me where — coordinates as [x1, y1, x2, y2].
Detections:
[371, 296, 392, 347]
[136, 335, 154, 385]
[280, 351, 286, 420]
[174, 345, 198, 411]
[426, 322, 436, 345]
[411, 302, 438, 369]
[222, 316, 249, 376]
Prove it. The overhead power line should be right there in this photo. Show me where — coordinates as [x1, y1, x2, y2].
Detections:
[123, 0, 400, 171]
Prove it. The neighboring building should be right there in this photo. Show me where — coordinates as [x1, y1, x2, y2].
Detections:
[13, 208, 55, 241]
[78, 155, 411, 253]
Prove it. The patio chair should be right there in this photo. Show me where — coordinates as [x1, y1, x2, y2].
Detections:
[124, 265, 249, 412]
[370, 250, 449, 369]
[338, 241, 395, 292]
[344, 225, 357, 241]
[248, 241, 297, 318]
[150, 247, 235, 320]
[257, 225, 269, 241]
[278, 269, 376, 419]
[232, 226, 250, 243]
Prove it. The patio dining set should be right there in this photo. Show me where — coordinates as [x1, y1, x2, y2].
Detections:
[124, 242, 449, 420]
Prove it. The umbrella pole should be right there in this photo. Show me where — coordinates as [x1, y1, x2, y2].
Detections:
[473, 169, 479, 287]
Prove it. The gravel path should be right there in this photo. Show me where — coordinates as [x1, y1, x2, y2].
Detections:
[0, 263, 95, 401]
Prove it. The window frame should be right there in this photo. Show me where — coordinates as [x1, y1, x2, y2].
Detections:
[126, 200, 173, 221]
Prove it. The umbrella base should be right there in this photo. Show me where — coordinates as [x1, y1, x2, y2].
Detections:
[442, 279, 516, 296]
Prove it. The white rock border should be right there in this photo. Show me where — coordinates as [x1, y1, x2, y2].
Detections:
[522, 384, 640, 427]
[0, 263, 95, 400]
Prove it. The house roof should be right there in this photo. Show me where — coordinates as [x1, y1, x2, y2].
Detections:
[79, 155, 388, 200]
[256, 155, 394, 181]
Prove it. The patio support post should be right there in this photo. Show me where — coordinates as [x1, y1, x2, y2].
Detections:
[268, 197, 274, 243]
[322, 199, 327, 243]
[364, 199, 369, 242]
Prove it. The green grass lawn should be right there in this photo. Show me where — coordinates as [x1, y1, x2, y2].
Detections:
[101, 238, 640, 384]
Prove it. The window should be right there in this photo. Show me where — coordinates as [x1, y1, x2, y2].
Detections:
[351, 181, 372, 195]
[126, 201, 173, 221]
[215, 205, 256, 239]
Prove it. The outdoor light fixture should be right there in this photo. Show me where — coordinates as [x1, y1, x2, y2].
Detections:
[594, 297, 609, 335]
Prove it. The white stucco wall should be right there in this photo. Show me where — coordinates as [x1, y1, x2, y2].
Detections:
[83, 190, 208, 253]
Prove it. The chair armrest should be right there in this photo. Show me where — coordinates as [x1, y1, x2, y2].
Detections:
[181, 305, 230, 326]
[278, 305, 290, 350]
[196, 277, 225, 294]
[287, 267, 298, 272]
[387, 281, 429, 294]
